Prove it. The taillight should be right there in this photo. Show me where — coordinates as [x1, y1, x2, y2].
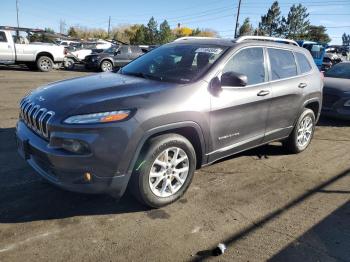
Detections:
[320, 71, 324, 81]
[64, 48, 68, 55]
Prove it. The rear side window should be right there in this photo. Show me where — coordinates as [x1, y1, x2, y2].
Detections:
[295, 52, 312, 74]
[268, 48, 297, 80]
[223, 47, 265, 85]
[130, 46, 142, 53]
[119, 46, 130, 54]
[0, 31, 7, 42]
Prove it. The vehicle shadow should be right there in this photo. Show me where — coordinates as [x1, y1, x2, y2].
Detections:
[192, 169, 350, 261]
[317, 116, 350, 127]
[0, 127, 148, 224]
[269, 200, 350, 261]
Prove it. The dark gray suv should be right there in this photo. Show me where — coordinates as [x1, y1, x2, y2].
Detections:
[16, 36, 323, 207]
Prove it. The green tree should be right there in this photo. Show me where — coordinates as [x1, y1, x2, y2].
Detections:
[342, 33, 350, 46]
[258, 1, 281, 36]
[238, 18, 254, 36]
[159, 20, 174, 44]
[306, 25, 331, 43]
[130, 25, 147, 44]
[280, 4, 310, 39]
[145, 17, 158, 44]
[67, 27, 78, 38]
[44, 27, 55, 34]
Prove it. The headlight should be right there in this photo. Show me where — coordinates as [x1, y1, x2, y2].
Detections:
[344, 100, 350, 107]
[64, 110, 131, 124]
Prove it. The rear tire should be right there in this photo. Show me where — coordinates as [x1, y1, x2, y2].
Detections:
[130, 134, 196, 208]
[283, 108, 315, 153]
[37, 56, 53, 72]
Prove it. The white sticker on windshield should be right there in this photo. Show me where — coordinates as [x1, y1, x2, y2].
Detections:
[195, 47, 223, 55]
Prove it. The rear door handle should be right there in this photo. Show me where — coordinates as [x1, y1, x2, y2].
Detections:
[298, 83, 307, 88]
[257, 90, 270, 96]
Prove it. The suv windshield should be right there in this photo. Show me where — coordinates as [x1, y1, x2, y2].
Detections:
[324, 63, 350, 79]
[120, 44, 227, 83]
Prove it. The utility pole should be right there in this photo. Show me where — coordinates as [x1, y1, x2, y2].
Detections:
[59, 19, 66, 35]
[16, 0, 20, 28]
[107, 16, 111, 38]
[234, 0, 242, 38]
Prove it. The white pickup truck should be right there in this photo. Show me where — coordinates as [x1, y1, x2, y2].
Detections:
[0, 27, 65, 72]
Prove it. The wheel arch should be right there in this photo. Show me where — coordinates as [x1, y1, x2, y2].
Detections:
[35, 52, 54, 62]
[100, 58, 114, 67]
[303, 98, 321, 122]
[128, 121, 207, 174]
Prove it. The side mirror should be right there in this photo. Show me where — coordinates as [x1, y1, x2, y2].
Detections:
[221, 71, 248, 87]
[114, 50, 121, 55]
[209, 76, 222, 94]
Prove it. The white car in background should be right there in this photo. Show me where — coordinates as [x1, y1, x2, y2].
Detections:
[0, 26, 65, 71]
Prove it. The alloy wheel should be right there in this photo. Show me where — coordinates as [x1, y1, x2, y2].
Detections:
[149, 147, 189, 198]
[297, 115, 313, 147]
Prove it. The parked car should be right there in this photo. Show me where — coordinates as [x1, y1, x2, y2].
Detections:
[63, 47, 94, 70]
[322, 53, 342, 71]
[16, 36, 322, 207]
[84, 45, 144, 72]
[297, 40, 326, 70]
[322, 62, 350, 120]
[0, 26, 65, 71]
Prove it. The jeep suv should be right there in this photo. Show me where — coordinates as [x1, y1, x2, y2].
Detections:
[84, 45, 144, 72]
[16, 36, 323, 207]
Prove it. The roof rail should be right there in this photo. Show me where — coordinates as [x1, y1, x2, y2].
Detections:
[174, 36, 221, 42]
[0, 25, 44, 32]
[235, 36, 299, 46]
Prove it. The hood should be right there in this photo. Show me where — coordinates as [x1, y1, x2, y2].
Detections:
[324, 77, 350, 94]
[27, 73, 177, 118]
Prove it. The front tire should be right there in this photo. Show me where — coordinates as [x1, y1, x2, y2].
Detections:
[64, 58, 75, 70]
[37, 56, 53, 72]
[100, 60, 113, 72]
[130, 134, 196, 208]
[284, 108, 316, 153]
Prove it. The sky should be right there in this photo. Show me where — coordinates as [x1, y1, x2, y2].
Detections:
[1, 0, 350, 44]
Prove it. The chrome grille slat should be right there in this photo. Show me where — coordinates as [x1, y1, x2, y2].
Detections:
[19, 99, 55, 139]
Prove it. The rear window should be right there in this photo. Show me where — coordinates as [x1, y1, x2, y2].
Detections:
[268, 48, 297, 80]
[0, 31, 7, 42]
[295, 52, 312, 74]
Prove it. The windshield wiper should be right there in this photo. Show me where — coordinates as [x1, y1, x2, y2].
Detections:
[122, 71, 163, 81]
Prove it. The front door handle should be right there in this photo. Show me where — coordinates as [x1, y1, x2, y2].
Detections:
[257, 90, 270, 96]
[298, 83, 307, 88]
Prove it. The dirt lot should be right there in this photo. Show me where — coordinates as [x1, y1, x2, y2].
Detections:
[1, 67, 350, 262]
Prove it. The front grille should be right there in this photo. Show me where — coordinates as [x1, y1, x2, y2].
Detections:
[323, 94, 340, 108]
[19, 98, 55, 139]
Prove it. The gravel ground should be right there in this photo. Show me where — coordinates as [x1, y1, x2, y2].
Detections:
[0, 67, 350, 262]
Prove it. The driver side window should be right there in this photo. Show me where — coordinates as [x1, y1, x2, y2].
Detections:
[223, 47, 266, 85]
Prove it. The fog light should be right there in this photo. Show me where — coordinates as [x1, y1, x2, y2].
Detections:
[83, 172, 92, 182]
[61, 139, 90, 154]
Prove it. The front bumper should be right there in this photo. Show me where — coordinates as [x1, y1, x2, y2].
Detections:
[15, 121, 133, 197]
